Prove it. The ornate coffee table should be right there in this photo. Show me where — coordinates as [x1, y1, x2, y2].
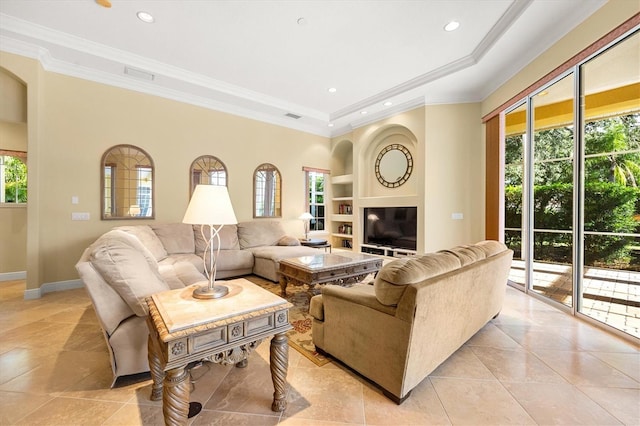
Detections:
[146, 278, 293, 426]
[279, 252, 382, 297]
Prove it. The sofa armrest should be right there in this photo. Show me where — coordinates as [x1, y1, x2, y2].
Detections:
[309, 295, 325, 321]
[320, 284, 399, 318]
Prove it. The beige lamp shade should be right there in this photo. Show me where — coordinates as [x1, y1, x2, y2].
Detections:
[299, 212, 314, 221]
[183, 185, 237, 225]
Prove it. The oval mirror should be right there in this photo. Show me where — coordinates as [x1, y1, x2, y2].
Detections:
[190, 155, 228, 195]
[101, 144, 154, 219]
[375, 144, 413, 188]
[253, 163, 281, 218]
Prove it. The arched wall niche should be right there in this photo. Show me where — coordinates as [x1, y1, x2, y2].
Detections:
[359, 125, 418, 198]
[0, 67, 27, 124]
[331, 139, 353, 176]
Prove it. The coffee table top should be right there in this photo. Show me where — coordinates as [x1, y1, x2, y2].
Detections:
[280, 252, 380, 272]
[149, 278, 291, 335]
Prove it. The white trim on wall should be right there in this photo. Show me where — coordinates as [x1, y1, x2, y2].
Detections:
[0, 271, 26, 281]
[23, 279, 83, 300]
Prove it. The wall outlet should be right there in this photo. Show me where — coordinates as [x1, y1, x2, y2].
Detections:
[451, 212, 463, 220]
[71, 212, 90, 221]
[71, 196, 79, 204]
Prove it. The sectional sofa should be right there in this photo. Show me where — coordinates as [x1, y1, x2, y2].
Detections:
[76, 220, 319, 384]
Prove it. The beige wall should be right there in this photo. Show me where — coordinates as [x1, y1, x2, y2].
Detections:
[423, 103, 485, 252]
[333, 103, 484, 254]
[482, 0, 640, 117]
[0, 52, 330, 288]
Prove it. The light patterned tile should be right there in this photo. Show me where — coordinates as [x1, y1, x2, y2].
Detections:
[430, 377, 536, 425]
[505, 382, 623, 425]
[578, 386, 640, 425]
[533, 349, 640, 389]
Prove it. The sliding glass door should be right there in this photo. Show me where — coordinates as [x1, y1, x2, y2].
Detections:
[579, 31, 640, 336]
[531, 74, 575, 308]
[503, 29, 639, 338]
[504, 103, 527, 289]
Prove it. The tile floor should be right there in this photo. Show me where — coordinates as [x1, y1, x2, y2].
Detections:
[509, 260, 640, 338]
[0, 279, 638, 425]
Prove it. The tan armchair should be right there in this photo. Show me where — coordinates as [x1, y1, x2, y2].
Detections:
[310, 241, 513, 403]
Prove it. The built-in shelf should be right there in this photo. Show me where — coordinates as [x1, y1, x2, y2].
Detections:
[332, 196, 353, 201]
[331, 174, 353, 185]
[332, 233, 353, 238]
[331, 214, 353, 221]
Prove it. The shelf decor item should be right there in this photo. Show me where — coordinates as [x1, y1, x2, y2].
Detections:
[182, 185, 238, 299]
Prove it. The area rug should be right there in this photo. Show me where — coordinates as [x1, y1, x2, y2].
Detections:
[243, 275, 332, 366]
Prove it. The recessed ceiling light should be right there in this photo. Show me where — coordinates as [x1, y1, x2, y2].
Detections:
[297, 17, 308, 26]
[383, 101, 393, 107]
[444, 21, 460, 32]
[328, 87, 337, 93]
[328, 123, 334, 127]
[360, 111, 368, 115]
[137, 11, 155, 23]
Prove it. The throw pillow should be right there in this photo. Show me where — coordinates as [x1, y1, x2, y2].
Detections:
[277, 236, 301, 246]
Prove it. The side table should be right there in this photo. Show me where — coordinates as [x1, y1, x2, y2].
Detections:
[300, 238, 332, 253]
[146, 278, 293, 426]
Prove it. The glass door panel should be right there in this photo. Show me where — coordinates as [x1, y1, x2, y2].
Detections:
[580, 31, 640, 337]
[531, 74, 575, 307]
[505, 103, 527, 288]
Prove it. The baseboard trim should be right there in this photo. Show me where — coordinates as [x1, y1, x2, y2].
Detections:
[23, 279, 83, 300]
[0, 271, 26, 281]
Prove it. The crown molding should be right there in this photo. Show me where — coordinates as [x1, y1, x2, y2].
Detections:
[330, 0, 534, 121]
[0, 14, 328, 122]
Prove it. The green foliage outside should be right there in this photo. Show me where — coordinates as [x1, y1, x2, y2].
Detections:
[2, 156, 27, 203]
[505, 114, 640, 270]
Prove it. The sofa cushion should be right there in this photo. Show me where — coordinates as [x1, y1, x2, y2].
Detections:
[90, 231, 169, 316]
[438, 245, 483, 266]
[475, 240, 507, 257]
[278, 236, 301, 246]
[193, 224, 240, 252]
[151, 223, 195, 254]
[113, 225, 168, 261]
[237, 221, 287, 249]
[374, 252, 461, 306]
[158, 261, 205, 290]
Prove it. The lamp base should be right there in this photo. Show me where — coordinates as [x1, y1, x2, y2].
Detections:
[192, 284, 229, 299]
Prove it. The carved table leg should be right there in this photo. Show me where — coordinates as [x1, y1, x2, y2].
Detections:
[163, 366, 190, 426]
[279, 276, 289, 297]
[148, 336, 164, 401]
[236, 358, 248, 368]
[270, 332, 289, 412]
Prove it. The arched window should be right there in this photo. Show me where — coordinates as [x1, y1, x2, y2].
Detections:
[101, 144, 154, 219]
[189, 155, 228, 196]
[254, 163, 281, 218]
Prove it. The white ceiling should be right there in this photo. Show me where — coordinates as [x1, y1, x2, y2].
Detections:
[0, 0, 607, 137]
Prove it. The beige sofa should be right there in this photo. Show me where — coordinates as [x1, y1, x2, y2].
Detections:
[309, 240, 513, 404]
[76, 220, 318, 384]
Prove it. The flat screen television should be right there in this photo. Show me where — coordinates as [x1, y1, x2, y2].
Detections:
[363, 207, 417, 251]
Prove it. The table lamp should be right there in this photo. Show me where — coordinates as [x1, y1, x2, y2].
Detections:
[299, 212, 314, 240]
[183, 185, 237, 299]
